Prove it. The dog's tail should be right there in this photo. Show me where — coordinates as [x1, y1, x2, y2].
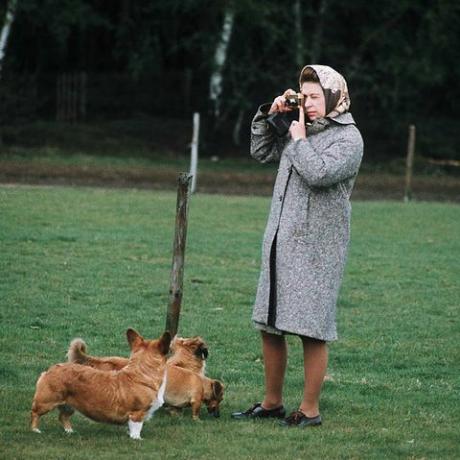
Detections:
[67, 338, 89, 364]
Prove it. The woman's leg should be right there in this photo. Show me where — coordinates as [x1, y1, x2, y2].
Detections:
[261, 331, 287, 409]
[299, 337, 328, 417]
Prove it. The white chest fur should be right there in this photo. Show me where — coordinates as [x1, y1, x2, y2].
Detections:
[145, 371, 167, 421]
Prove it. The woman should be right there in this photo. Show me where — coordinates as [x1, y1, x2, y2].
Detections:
[232, 65, 363, 427]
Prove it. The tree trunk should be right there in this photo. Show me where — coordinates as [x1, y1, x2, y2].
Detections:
[310, 0, 328, 63]
[0, 0, 18, 144]
[209, 7, 235, 119]
[294, 0, 303, 68]
[0, 0, 18, 80]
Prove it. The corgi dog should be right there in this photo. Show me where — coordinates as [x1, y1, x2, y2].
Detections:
[31, 329, 171, 439]
[66, 335, 221, 419]
[168, 336, 208, 375]
[166, 366, 224, 420]
[67, 335, 208, 375]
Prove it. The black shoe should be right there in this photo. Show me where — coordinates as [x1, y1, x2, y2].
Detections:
[279, 410, 322, 427]
[231, 403, 286, 420]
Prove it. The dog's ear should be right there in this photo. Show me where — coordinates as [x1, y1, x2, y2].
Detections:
[126, 329, 144, 350]
[212, 380, 224, 399]
[159, 331, 172, 355]
[195, 345, 208, 360]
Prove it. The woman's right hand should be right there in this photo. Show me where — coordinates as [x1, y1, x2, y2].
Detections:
[268, 89, 297, 114]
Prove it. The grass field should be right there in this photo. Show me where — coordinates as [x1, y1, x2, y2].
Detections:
[0, 185, 459, 459]
[2, 133, 460, 201]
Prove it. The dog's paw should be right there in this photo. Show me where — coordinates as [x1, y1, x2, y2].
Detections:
[32, 428, 42, 434]
[128, 420, 144, 440]
[64, 428, 74, 434]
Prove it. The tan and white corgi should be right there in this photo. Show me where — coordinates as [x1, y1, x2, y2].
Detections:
[66, 334, 223, 419]
[31, 329, 171, 439]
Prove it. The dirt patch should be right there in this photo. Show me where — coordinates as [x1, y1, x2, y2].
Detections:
[1, 160, 459, 202]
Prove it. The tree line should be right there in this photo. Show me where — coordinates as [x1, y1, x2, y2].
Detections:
[1, 0, 459, 160]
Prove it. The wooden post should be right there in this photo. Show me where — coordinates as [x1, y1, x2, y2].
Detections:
[190, 112, 200, 193]
[404, 124, 416, 202]
[165, 173, 193, 336]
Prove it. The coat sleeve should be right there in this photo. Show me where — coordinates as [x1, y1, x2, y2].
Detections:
[250, 104, 286, 163]
[285, 125, 363, 187]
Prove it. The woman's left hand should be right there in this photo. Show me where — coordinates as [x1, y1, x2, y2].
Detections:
[289, 107, 307, 141]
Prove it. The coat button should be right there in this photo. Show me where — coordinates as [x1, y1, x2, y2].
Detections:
[279, 195, 283, 202]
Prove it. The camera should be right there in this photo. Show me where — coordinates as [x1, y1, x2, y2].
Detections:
[284, 93, 303, 109]
[266, 93, 303, 137]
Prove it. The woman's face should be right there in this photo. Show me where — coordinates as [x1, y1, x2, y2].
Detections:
[300, 82, 326, 121]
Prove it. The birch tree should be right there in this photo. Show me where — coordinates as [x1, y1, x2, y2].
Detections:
[0, 0, 18, 80]
[209, 6, 235, 119]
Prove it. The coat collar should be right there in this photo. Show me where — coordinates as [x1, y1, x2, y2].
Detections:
[306, 112, 355, 135]
[327, 112, 355, 125]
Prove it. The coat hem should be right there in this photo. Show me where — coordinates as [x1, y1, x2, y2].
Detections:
[253, 320, 337, 342]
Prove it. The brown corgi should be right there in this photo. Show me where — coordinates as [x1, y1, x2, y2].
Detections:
[31, 330, 171, 439]
[66, 335, 220, 419]
[165, 366, 224, 420]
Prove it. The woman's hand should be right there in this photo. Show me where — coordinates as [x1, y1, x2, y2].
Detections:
[289, 105, 307, 141]
[268, 89, 297, 114]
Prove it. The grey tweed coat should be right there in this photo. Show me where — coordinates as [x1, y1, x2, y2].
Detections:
[251, 106, 363, 341]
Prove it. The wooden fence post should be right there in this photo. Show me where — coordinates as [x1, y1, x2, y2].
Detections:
[165, 173, 193, 337]
[404, 124, 416, 202]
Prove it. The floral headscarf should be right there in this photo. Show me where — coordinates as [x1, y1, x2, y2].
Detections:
[299, 65, 351, 118]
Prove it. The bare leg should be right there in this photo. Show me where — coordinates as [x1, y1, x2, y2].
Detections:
[299, 337, 328, 417]
[261, 331, 287, 409]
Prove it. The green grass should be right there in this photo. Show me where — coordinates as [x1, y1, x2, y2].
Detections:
[0, 185, 459, 459]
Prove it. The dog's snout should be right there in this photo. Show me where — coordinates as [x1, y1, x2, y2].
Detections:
[207, 407, 220, 417]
